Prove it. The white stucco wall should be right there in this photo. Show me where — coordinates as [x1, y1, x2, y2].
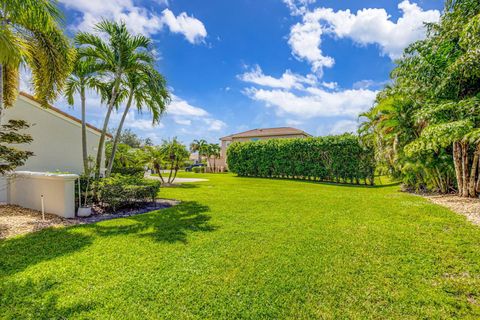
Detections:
[6, 171, 78, 218]
[2, 94, 106, 174]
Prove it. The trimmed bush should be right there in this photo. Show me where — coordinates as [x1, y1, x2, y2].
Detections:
[227, 134, 375, 185]
[111, 166, 145, 177]
[192, 166, 205, 173]
[97, 174, 161, 211]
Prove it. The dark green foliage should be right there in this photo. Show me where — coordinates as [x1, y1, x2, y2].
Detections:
[97, 174, 160, 211]
[227, 134, 375, 185]
[111, 166, 145, 177]
[0, 119, 33, 174]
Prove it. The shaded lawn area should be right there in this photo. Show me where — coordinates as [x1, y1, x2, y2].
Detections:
[1, 173, 480, 319]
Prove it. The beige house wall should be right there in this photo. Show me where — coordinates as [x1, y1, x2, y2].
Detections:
[2, 94, 106, 175]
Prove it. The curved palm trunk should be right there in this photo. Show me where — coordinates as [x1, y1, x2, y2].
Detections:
[94, 76, 121, 179]
[80, 86, 88, 174]
[106, 89, 134, 177]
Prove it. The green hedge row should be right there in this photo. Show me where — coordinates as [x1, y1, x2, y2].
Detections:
[227, 134, 375, 185]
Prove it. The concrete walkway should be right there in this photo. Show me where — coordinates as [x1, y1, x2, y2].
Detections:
[145, 173, 208, 184]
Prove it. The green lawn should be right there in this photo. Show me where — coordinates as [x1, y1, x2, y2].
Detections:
[2, 173, 480, 319]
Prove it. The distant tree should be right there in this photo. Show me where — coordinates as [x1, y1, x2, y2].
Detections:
[0, 120, 33, 174]
[190, 139, 208, 162]
[117, 129, 143, 148]
[143, 145, 167, 183]
[162, 138, 189, 183]
[206, 143, 221, 172]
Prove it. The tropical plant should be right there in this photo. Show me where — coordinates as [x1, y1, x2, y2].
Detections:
[190, 139, 208, 163]
[143, 145, 167, 183]
[206, 143, 221, 172]
[106, 65, 169, 176]
[162, 138, 189, 184]
[0, 0, 75, 120]
[64, 55, 99, 173]
[0, 120, 33, 174]
[75, 20, 154, 178]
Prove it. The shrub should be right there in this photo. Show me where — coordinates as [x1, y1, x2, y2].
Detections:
[192, 166, 205, 173]
[97, 174, 161, 211]
[111, 166, 145, 177]
[227, 134, 375, 185]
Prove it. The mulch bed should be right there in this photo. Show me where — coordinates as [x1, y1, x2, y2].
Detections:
[0, 199, 179, 240]
[425, 195, 480, 226]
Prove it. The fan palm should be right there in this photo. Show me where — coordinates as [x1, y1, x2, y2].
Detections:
[75, 20, 154, 178]
[105, 66, 169, 176]
[0, 0, 75, 121]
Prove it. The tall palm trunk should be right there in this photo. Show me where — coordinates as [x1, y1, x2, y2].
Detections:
[461, 142, 469, 197]
[0, 64, 4, 125]
[453, 141, 464, 196]
[80, 86, 88, 174]
[95, 76, 121, 179]
[106, 89, 134, 177]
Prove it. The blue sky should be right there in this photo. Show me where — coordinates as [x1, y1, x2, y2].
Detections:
[22, 0, 444, 145]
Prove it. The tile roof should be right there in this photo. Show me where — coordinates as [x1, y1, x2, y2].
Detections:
[220, 127, 311, 140]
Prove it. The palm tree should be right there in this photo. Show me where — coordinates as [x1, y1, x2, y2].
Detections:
[75, 20, 153, 178]
[105, 66, 169, 176]
[190, 139, 208, 163]
[143, 145, 167, 183]
[209, 143, 221, 172]
[64, 55, 98, 174]
[0, 0, 75, 121]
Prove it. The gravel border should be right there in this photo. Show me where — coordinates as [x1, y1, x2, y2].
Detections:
[425, 195, 480, 226]
[0, 199, 179, 239]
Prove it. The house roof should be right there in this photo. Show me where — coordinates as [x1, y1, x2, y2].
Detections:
[220, 127, 311, 140]
[19, 91, 113, 138]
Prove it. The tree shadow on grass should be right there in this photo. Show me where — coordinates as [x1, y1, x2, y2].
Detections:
[90, 201, 217, 244]
[0, 228, 92, 277]
[0, 201, 215, 278]
[0, 277, 96, 319]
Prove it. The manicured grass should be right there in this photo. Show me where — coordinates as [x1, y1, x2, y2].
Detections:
[1, 173, 480, 318]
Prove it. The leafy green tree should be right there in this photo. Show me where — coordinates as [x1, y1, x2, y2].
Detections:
[0, 120, 33, 174]
[0, 0, 75, 121]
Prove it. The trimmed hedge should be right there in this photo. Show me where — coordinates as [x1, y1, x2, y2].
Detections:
[227, 134, 375, 185]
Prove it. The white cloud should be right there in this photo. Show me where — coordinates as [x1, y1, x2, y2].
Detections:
[283, 0, 316, 16]
[160, 9, 207, 44]
[238, 65, 317, 89]
[330, 119, 358, 134]
[59, 0, 207, 44]
[245, 86, 377, 118]
[321, 81, 338, 90]
[174, 118, 192, 126]
[288, 1, 440, 73]
[204, 118, 227, 131]
[167, 95, 209, 117]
